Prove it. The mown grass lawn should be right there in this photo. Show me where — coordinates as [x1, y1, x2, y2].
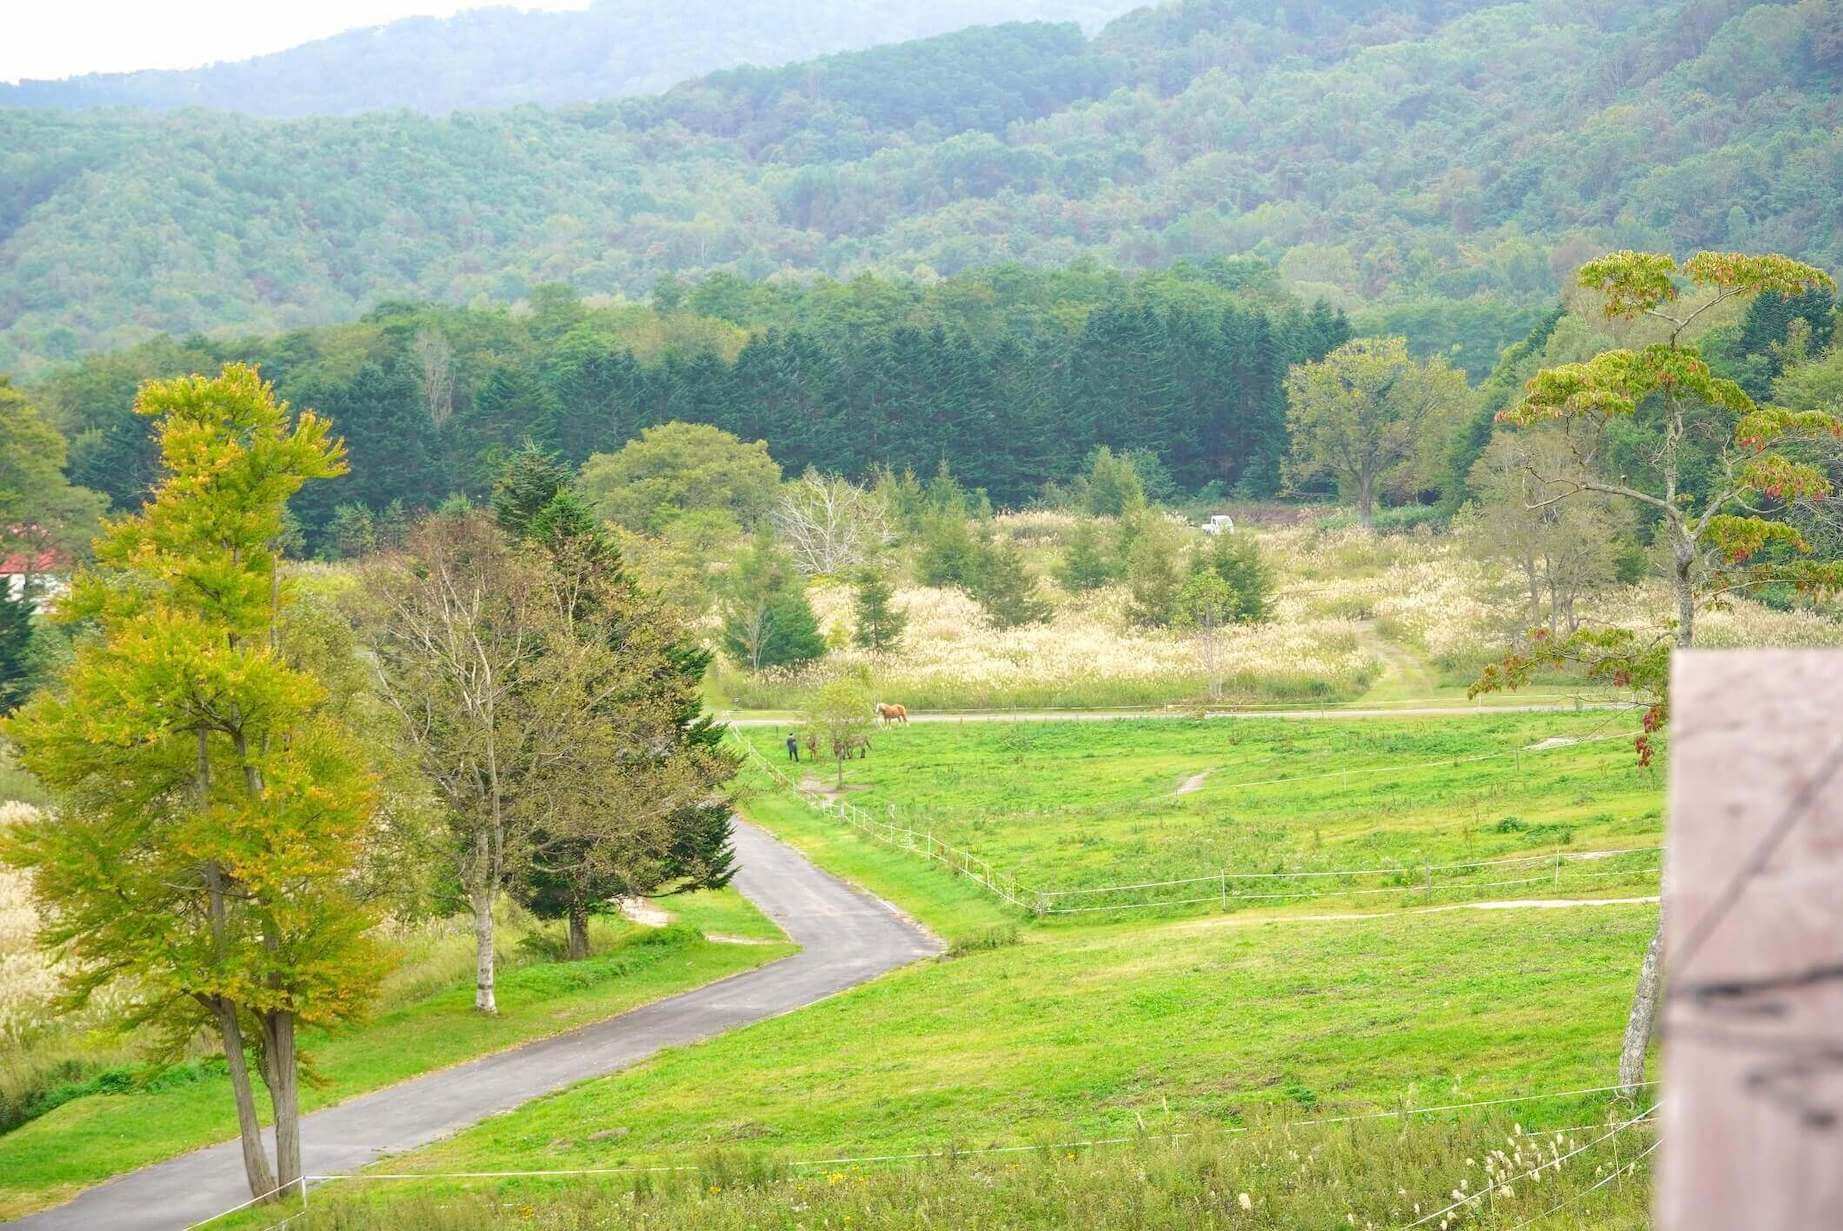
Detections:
[740, 715, 1665, 907]
[380, 902, 1655, 1176]
[0, 907, 793, 1221]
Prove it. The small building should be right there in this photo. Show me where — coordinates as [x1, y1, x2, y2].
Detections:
[0, 549, 67, 610]
[1200, 514, 1235, 536]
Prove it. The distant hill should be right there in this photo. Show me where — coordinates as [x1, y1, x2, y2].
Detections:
[0, 0, 1141, 117]
[1, 0, 1838, 377]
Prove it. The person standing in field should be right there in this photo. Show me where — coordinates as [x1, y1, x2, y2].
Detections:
[786, 733, 801, 762]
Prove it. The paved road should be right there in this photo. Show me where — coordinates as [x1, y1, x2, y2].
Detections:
[8, 823, 941, 1231]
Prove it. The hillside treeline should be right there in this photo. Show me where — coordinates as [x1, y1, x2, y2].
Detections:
[4, 0, 1838, 374]
[34, 264, 1350, 549]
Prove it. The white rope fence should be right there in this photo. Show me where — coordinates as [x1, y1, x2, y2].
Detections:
[196, 1081, 1659, 1227]
[1497, 1136, 1659, 1231]
[1395, 1101, 1660, 1230]
[719, 693, 1625, 720]
[735, 734, 1032, 908]
[732, 730, 1663, 917]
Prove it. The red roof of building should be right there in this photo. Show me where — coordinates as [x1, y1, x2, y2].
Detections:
[0, 550, 64, 575]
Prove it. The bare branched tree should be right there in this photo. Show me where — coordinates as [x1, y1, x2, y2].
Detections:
[412, 328, 456, 429]
[772, 470, 890, 576]
[1460, 431, 1629, 638]
[359, 512, 564, 1013]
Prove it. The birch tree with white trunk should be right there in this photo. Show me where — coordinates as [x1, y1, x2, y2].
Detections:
[361, 511, 568, 1014]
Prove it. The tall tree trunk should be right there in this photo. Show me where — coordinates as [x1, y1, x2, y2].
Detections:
[472, 882, 498, 1014]
[1673, 537, 1696, 646]
[566, 901, 591, 961]
[1356, 472, 1375, 526]
[1617, 924, 1663, 1093]
[1615, 523, 1697, 1091]
[259, 1011, 302, 1193]
[211, 997, 278, 1201]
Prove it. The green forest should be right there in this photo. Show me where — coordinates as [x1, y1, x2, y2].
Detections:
[3, 0, 1838, 376]
[32, 264, 1350, 546]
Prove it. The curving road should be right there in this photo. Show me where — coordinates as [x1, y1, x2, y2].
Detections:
[7, 822, 941, 1231]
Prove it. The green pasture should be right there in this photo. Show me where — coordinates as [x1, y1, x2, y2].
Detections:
[259, 899, 1657, 1228]
[215, 713, 1664, 1230]
[738, 715, 1666, 911]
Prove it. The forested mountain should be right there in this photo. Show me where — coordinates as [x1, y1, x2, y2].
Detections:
[32, 264, 1349, 548]
[2, 0, 1839, 377]
[0, 0, 1141, 117]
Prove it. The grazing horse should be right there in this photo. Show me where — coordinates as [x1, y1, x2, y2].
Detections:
[876, 702, 909, 726]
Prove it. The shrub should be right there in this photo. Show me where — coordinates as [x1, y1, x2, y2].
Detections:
[1369, 504, 1449, 535]
[1125, 514, 1189, 626]
[969, 540, 1050, 629]
[914, 513, 984, 589]
[1054, 520, 1117, 591]
[1195, 531, 1273, 623]
[1071, 446, 1147, 517]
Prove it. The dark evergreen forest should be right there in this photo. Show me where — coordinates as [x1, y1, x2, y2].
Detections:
[37, 264, 1349, 550]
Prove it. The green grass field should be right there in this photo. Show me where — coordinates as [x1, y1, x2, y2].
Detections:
[739, 714, 1665, 914]
[247, 887, 1657, 1228]
[226, 712, 1664, 1230]
[248, 1109, 1654, 1230]
[11, 713, 1667, 1229]
[370, 904, 1656, 1168]
[0, 901, 792, 1221]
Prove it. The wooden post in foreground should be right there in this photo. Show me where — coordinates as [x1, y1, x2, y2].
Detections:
[1659, 650, 1843, 1229]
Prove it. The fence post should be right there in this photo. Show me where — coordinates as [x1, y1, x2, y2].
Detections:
[1220, 869, 1228, 911]
[1553, 851, 1562, 887]
[1660, 649, 1843, 1230]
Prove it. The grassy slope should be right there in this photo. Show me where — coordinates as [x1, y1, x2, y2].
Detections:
[257, 1114, 1655, 1229]
[737, 783, 1019, 946]
[387, 904, 1654, 1169]
[0, 908, 793, 1221]
[738, 714, 1664, 899]
[221, 715, 1663, 1228]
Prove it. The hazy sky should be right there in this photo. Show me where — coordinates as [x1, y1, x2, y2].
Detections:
[3, 1, 592, 83]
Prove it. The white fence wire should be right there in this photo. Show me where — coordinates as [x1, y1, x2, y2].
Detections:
[197, 1081, 1660, 1228]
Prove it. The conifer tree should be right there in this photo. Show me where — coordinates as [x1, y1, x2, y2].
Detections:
[491, 458, 739, 958]
[851, 566, 907, 652]
[1197, 531, 1273, 623]
[492, 441, 576, 539]
[721, 534, 827, 669]
[1055, 520, 1116, 591]
[971, 539, 1051, 629]
[0, 585, 37, 711]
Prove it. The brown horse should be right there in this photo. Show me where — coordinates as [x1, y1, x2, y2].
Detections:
[876, 702, 909, 726]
